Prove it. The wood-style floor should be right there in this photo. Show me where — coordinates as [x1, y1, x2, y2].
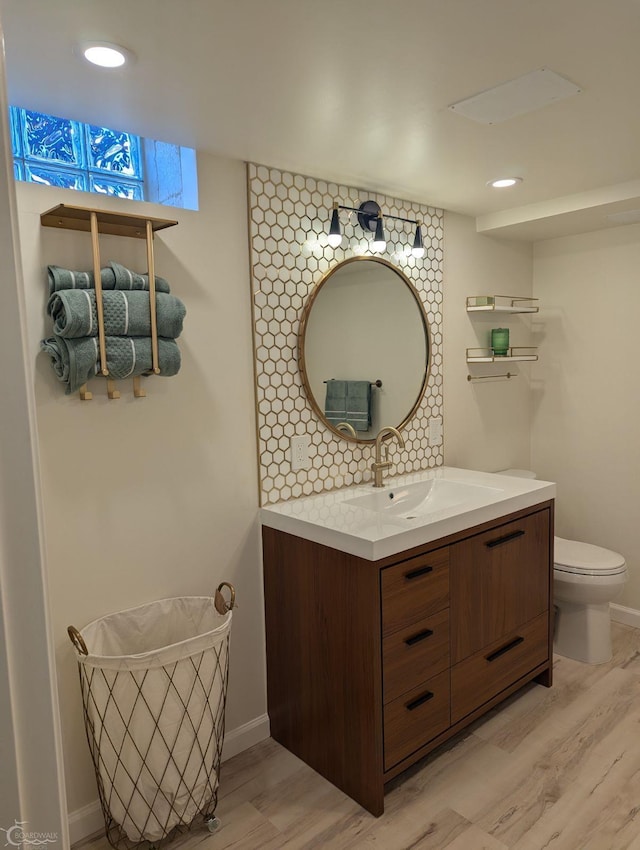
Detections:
[79, 622, 640, 850]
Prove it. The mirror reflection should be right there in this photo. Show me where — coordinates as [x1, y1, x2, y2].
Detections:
[299, 257, 430, 442]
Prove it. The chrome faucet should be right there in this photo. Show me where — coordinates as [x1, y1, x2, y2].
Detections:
[371, 426, 405, 488]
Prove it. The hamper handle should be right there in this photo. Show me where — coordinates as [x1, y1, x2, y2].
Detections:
[215, 582, 236, 614]
[67, 625, 88, 656]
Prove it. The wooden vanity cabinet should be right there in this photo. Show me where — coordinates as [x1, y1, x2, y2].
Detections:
[262, 500, 553, 817]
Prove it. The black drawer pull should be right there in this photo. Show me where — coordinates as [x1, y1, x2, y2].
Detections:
[485, 529, 525, 549]
[406, 690, 435, 711]
[486, 636, 524, 663]
[405, 565, 433, 580]
[405, 628, 434, 647]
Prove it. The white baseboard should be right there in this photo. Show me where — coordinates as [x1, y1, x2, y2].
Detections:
[222, 712, 270, 762]
[69, 800, 103, 847]
[69, 713, 271, 846]
[611, 603, 640, 629]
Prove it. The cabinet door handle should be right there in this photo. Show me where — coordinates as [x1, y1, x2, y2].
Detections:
[404, 565, 433, 580]
[406, 690, 435, 711]
[486, 636, 524, 663]
[485, 529, 525, 549]
[405, 628, 434, 647]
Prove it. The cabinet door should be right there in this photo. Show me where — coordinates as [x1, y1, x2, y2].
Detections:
[450, 509, 550, 664]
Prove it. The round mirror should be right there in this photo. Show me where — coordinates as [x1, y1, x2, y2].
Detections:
[298, 257, 430, 443]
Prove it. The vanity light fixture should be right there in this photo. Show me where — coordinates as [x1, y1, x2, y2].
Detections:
[328, 204, 342, 247]
[371, 213, 386, 252]
[412, 224, 425, 259]
[328, 200, 424, 257]
[81, 42, 132, 68]
[487, 176, 523, 189]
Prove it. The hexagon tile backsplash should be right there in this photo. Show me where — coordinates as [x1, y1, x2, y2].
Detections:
[247, 162, 444, 505]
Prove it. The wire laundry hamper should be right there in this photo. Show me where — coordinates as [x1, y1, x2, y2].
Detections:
[68, 582, 235, 849]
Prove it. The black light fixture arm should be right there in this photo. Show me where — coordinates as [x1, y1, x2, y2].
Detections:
[332, 201, 421, 230]
[328, 199, 425, 257]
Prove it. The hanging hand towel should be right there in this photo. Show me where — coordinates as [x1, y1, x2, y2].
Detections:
[47, 289, 186, 339]
[47, 261, 171, 295]
[345, 380, 372, 431]
[324, 379, 347, 426]
[41, 335, 181, 394]
[324, 379, 372, 432]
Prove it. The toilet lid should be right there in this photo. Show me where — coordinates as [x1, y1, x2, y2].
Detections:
[554, 536, 626, 575]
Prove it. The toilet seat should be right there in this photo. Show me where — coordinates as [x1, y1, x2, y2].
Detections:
[554, 535, 626, 576]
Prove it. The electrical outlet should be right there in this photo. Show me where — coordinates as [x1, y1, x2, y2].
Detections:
[428, 418, 443, 445]
[290, 435, 310, 470]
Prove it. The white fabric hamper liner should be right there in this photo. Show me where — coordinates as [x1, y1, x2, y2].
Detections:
[73, 597, 232, 844]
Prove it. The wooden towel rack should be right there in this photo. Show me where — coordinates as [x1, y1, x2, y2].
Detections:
[41, 204, 178, 400]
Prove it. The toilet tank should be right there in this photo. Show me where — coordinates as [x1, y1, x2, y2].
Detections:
[497, 468, 537, 479]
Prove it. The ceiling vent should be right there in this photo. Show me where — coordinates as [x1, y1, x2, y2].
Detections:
[448, 68, 581, 124]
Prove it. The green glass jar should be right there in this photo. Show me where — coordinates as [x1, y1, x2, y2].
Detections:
[491, 327, 509, 357]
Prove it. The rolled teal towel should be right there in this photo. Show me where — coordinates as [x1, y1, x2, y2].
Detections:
[47, 261, 171, 295]
[47, 289, 186, 339]
[41, 335, 181, 394]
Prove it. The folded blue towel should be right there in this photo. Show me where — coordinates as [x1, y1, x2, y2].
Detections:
[324, 379, 372, 432]
[41, 335, 181, 394]
[47, 261, 171, 295]
[47, 289, 186, 339]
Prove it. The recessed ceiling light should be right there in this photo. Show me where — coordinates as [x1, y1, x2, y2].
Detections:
[487, 177, 523, 189]
[81, 42, 132, 68]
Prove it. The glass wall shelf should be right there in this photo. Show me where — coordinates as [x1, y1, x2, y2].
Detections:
[466, 347, 538, 363]
[466, 295, 539, 314]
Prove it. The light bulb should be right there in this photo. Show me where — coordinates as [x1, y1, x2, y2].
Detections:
[328, 206, 342, 248]
[371, 215, 386, 252]
[412, 224, 425, 258]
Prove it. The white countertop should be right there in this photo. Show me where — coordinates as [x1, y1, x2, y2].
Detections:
[261, 467, 555, 561]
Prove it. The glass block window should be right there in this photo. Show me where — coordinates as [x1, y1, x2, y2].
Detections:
[11, 107, 144, 200]
[9, 106, 199, 211]
[86, 124, 142, 178]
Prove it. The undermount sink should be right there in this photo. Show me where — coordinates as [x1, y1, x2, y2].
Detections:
[344, 478, 502, 520]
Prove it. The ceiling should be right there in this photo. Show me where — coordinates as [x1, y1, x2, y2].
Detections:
[2, 0, 640, 240]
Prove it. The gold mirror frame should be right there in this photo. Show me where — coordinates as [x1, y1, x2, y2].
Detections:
[297, 256, 432, 445]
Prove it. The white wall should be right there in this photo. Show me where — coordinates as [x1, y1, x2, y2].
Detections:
[443, 212, 534, 471]
[16, 152, 266, 825]
[0, 38, 68, 842]
[532, 224, 640, 610]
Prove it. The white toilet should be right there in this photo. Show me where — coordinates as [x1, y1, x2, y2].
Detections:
[499, 469, 627, 664]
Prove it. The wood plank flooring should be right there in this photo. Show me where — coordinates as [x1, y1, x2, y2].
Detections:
[78, 623, 640, 850]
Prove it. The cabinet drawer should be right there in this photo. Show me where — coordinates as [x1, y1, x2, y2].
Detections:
[384, 670, 450, 771]
[451, 612, 548, 724]
[383, 608, 449, 704]
[382, 548, 449, 636]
